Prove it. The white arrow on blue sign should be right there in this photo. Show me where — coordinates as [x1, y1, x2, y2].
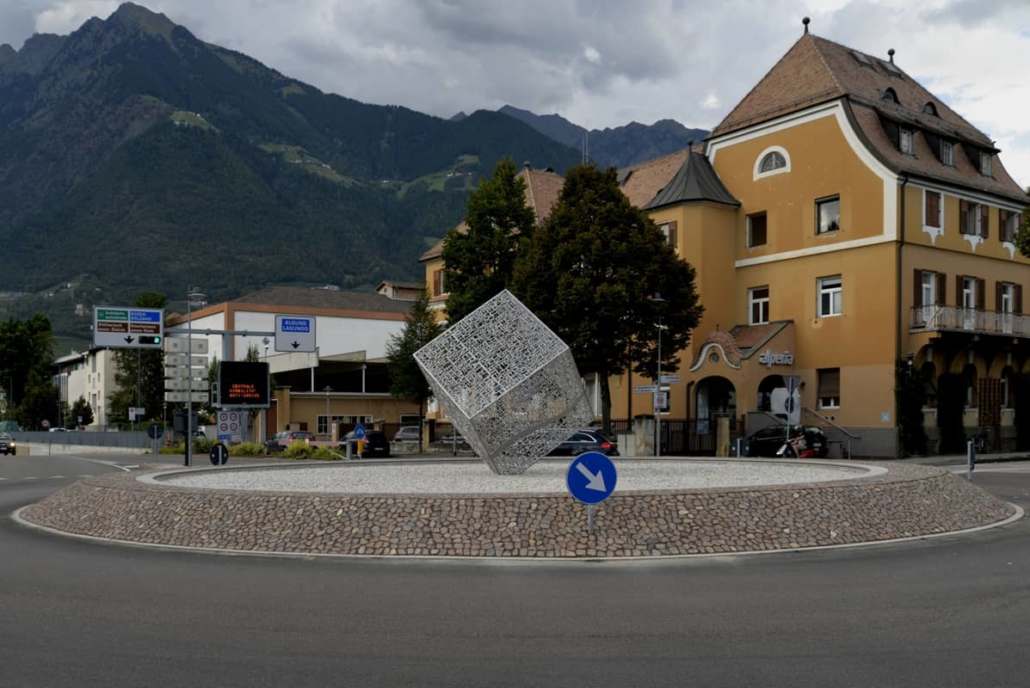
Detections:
[352, 423, 366, 441]
[566, 451, 618, 505]
[274, 314, 316, 353]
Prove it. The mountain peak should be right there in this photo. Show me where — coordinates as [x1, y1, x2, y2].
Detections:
[0, 44, 15, 68]
[109, 2, 178, 39]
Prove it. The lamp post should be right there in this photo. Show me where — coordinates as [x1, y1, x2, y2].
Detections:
[648, 294, 668, 457]
[323, 385, 332, 440]
[185, 288, 207, 467]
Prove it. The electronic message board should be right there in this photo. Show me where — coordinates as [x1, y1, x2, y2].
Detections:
[217, 361, 270, 408]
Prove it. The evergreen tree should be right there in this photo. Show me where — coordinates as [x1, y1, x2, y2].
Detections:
[512, 164, 703, 433]
[1017, 210, 1030, 258]
[442, 158, 536, 323]
[109, 292, 168, 426]
[386, 292, 443, 451]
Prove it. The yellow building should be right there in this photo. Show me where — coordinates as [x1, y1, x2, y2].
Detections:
[423, 31, 1030, 457]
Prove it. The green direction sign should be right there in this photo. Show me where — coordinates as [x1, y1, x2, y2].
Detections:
[93, 306, 165, 349]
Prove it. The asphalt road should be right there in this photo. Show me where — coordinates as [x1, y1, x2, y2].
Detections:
[2, 454, 1030, 688]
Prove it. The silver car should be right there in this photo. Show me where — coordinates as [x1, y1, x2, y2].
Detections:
[393, 426, 421, 442]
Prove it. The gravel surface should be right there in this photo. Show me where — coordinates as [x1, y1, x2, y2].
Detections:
[158, 459, 876, 495]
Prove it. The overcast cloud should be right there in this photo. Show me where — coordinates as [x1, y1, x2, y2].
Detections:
[2, 0, 1030, 186]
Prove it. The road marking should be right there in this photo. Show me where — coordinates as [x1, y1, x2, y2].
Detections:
[23, 477, 37, 480]
[50, 475, 65, 479]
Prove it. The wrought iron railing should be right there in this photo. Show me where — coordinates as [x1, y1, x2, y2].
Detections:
[910, 306, 1027, 338]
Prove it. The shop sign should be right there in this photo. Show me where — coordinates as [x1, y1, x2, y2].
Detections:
[759, 349, 794, 368]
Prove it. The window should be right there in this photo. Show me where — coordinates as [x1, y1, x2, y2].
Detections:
[881, 87, 899, 104]
[940, 140, 954, 166]
[1000, 283, 1016, 314]
[960, 276, 977, 309]
[816, 196, 841, 234]
[317, 415, 347, 435]
[747, 212, 767, 247]
[818, 276, 843, 317]
[817, 368, 841, 409]
[749, 286, 770, 325]
[754, 147, 790, 179]
[431, 269, 446, 296]
[980, 152, 993, 176]
[899, 128, 914, 155]
[658, 221, 678, 250]
[920, 270, 937, 308]
[923, 102, 939, 116]
[1000, 210, 1021, 243]
[924, 190, 942, 229]
[959, 200, 989, 238]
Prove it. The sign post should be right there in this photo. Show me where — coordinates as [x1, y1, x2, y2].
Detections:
[353, 422, 366, 458]
[566, 451, 618, 533]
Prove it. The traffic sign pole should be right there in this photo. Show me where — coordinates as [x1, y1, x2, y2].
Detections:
[566, 452, 618, 534]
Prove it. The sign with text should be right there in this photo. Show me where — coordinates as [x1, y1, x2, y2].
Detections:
[275, 314, 316, 353]
[94, 307, 164, 349]
[217, 361, 270, 408]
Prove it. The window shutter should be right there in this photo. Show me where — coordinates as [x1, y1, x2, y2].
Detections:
[1015, 285, 1023, 315]
[996, 282, 1003, 313]
[819, 369, 841, 398]
[980, 205, 989, 239]
[936, 272, 946, 305]
[432, 270, 442, 296]
[913, 269, 922, 308]
[976, 278, 986, 310]
[924, 131, 942, 162]
[959, 200, 969, 234]
[956, 275, 963, 306]
[926, 192, 940, 228]
[668, 221, 678, 250]
[1000, 210, 1010, 241]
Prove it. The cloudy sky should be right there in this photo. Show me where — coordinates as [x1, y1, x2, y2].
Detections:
[2, 0, 1030, 185]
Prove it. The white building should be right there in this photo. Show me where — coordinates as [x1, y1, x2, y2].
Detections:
[53, 348, 120, 427]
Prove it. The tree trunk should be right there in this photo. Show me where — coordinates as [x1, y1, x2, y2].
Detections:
[600, 368, 612, 437]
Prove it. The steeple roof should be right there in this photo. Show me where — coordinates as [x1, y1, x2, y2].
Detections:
[644, 150, 739, 210]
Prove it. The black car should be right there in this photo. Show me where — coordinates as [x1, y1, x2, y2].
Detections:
[0, 433, 16, 455]
[343, 430, 390, 458]
[745, 425, 828, 458]
[548, 430, 619, 457]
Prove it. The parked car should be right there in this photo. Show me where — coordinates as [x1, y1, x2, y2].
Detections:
[48, 427, 68, 433]
[264, 430, 317, 453]
[548, 430, 619, 457]
[342, 430, 390, 458]
[393, 426, 421, 442]
[0, 433, 16, 455]
[435, 432, 470, 449]
[745, 425, 828, 458]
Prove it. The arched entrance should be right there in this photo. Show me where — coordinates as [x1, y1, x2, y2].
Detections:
[691, 376, 736, 455]
[757, 374, 786, 412]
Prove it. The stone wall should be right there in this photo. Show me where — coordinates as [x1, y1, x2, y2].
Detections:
[22, 463, 1014, 558]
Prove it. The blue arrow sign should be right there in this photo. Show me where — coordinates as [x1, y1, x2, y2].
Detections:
[566, 451, 617, 505]
[353, 423, 366, 441]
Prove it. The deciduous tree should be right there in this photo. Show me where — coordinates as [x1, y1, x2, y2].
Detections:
[109, 292, 167, 426]
[512, 164, 703, 433]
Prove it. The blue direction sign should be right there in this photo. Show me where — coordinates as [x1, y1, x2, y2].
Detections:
[566, 451, 617, 505]
[352, 423, 367, 441]
[274, 314, 316, 353]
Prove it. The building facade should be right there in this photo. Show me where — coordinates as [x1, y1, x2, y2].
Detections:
[54, 348, 120, 428]
[422, 31, 1029, 457]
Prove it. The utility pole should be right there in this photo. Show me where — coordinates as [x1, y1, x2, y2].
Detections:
[648, 294, 667, 457]
[135, 348, 141, 432]
[185, 288, 206, 467]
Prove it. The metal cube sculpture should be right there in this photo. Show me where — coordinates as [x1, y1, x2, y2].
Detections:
[414, 290, 594, 475]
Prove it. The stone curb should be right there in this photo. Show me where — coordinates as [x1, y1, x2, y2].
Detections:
[11, 502, 1024, 564]
[16, 461, 1017, 559]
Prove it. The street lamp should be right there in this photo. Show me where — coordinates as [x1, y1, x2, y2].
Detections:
[648, 294, 669, 457]
[185, 288, 207, 467]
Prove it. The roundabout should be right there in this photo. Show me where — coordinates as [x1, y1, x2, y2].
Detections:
[19, 458, 1016, 559]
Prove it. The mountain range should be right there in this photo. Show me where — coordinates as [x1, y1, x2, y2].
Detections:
[497, 105, 708, 169]
[0, 2, 705, 349]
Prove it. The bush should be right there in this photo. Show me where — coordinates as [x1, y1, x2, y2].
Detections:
[311, 446, 343, 461]
[229, 442, 266, 457]
[281, 441, 343, 460]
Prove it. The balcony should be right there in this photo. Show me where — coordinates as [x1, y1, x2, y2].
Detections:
[911, 306, 1028, 338]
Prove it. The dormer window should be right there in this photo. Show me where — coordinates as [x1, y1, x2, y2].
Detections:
[899, 128, 914, 155]
[882, 87, 899, 104]
[940, 140, 954, 166]
[922, 102, 939, 116]
[980, 152, 993, 177]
